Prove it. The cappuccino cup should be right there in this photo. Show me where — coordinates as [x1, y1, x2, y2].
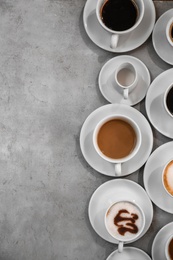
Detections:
[162, 159, 173, 197]
[115, 62, 138, 99]
[164, 84, 173, 118]
[166, 17, 173, 47]
[105, 200, 145, 253]
[96, 0, 144, 48]
[93, 115, 141, 176]
[165, 235, 173, 260]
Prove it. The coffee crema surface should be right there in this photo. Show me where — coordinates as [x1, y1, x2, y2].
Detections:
[106, 202, 143, 240]
[168, 238, 173, 260]
[97, 119, 136, 159]
[169, 23, 173, 42]
[163, 160, 173, 196]
[100, 0, 138, 31]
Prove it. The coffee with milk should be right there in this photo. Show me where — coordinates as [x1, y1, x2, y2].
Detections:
[163, 160, 173, 196]
[105, 201, 144, 241]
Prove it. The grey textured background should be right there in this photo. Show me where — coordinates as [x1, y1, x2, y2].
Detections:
[0, 1, 173, 259]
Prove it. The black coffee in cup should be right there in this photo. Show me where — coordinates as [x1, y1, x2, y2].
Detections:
[166, 86, 173, 115]
[100, 0, 138, 31]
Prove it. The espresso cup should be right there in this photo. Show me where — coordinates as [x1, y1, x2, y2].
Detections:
[115, 62, 138, 99]
[162, 159, 173, 197]
[93, 115, 141, 176]
[105, 200, 145, 253]
[96, 0, 144, 48]
[165, 235, 173, 260]
[164, 84, 173, 118]
[166, 17, 173, 47]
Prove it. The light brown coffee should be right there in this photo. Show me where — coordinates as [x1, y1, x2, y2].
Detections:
[97, 119, 136, 159]
[163, 160, 173, 196]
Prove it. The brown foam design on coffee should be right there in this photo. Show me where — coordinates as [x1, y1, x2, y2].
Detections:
[163, 160, 173, 196]
[97, 119, 136, 159]
[114, 209, 138, 235]
[106, 202, 142, 240]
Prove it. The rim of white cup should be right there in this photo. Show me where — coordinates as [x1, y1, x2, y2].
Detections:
[96, 0, 145, 35]
[166, 17, 173, 47]
[104, 200, 146, 243]
[93, 115, 141, 164]
[163, 83, 173, 118]
[162, 159, 173, 198]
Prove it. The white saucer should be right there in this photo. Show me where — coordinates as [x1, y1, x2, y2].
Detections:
[145, 68, 173, 139]
[80, 104, 153, 177]
[152, 222, 173, 260]
[107, 247, 151, 260]
[152, 9, 173, 65]
[99, 55, 150, 106]
[83, 0, 155, 52]
[88, 179, 153, 244]
[143, 142, 173, 214]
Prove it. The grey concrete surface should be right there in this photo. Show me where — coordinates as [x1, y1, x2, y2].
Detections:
[0, 0, 173, 259]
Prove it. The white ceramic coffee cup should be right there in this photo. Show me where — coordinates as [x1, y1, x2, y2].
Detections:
[165, 235, 173, 260]
[166, 17, 173, 47]
[162, 159, 173, 198]
[164, 84, 173, 118]
[93, 115, 141, 176]
[115, 62, 138, 99]
[96, 0, 144, 49]
[105, 200, 145, 253]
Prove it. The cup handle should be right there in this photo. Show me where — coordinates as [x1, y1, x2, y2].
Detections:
[123, 88, 129, 99]
[115, 163, 122, 176]
[111, 34, 119, 49]
[118, 241, 124, 253]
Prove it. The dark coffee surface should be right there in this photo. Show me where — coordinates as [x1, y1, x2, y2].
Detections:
[101, 0, 138, 31]
[166, 87, 173, 115]
[169, 238, 173, 260]
[97, 119, 136, 159]
[171, 24, 173, 40]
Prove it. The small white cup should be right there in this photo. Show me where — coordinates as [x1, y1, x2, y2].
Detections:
[166, 17, 173, 47]
[105, 200, 145, 253]
[93, 115, 141, 176]
[115, 62, 138, 99]
[165, 235, 173, 260]
[96, 0, 144, 48]
[164, 84, 173, 118]
[162, 159, 173, 198]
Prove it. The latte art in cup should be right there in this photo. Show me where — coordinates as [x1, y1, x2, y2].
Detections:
[105, 201, 144, 241]
[166, 17, 173, 47]
[163, 160, 173, 196]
